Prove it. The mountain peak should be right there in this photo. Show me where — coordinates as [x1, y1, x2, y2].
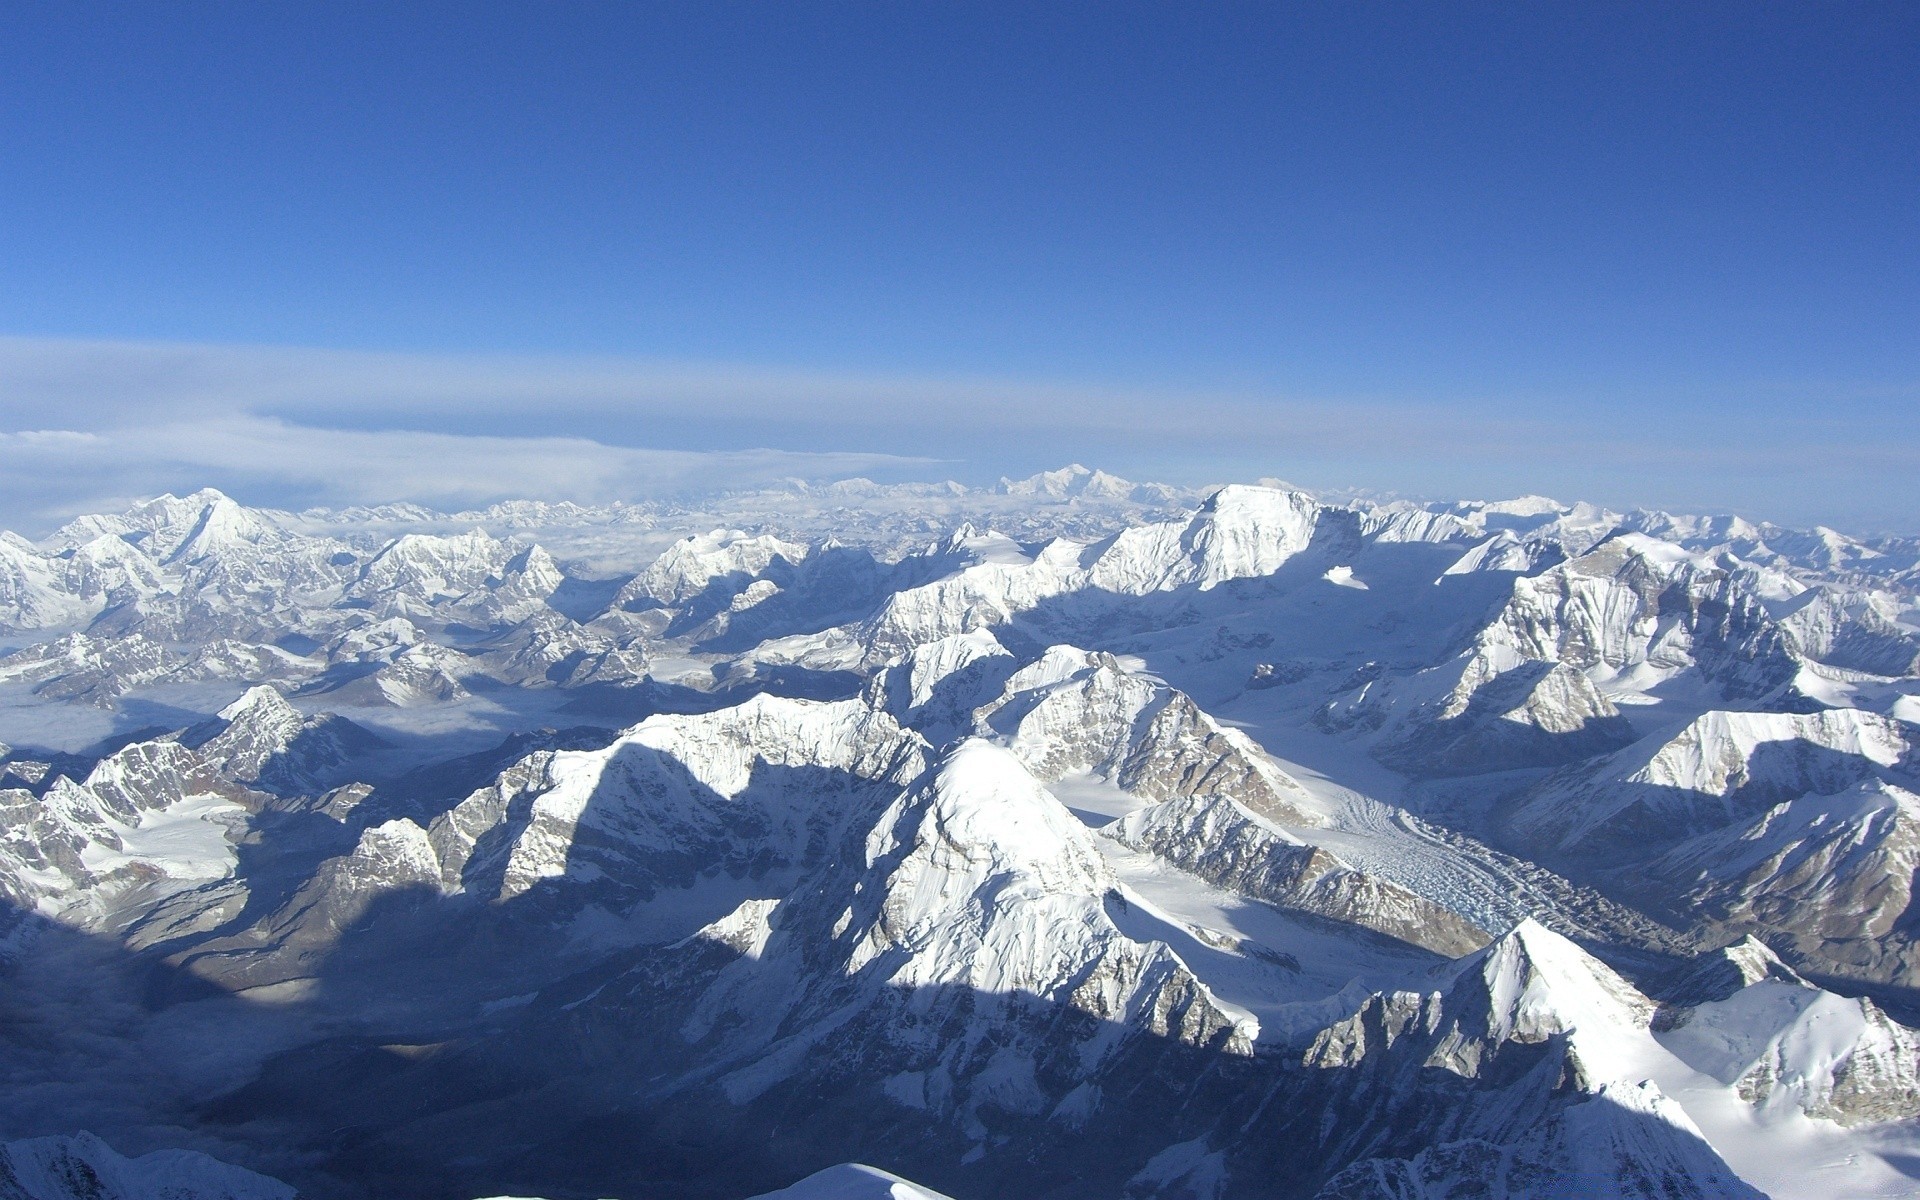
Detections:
[744, 1163, 957, 1200]
[217, 683, 297, 724]
[1453, 919, 1657, 1057]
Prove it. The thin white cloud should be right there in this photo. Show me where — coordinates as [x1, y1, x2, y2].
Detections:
[0, 416, 931, 531]
[0, 334, 1915, 534]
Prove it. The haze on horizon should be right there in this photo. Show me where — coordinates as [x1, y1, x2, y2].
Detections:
[0, 3, 1914, 534]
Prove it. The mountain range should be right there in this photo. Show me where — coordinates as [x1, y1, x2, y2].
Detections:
[0, 465, 1916, 1199]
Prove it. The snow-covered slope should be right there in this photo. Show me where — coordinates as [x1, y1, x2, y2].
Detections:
[1, 474, 1917, 1200]
[745, 1163, 957, 1200]
[1659, 937, 1920, 1126]
[0, 1132, 294, 1200]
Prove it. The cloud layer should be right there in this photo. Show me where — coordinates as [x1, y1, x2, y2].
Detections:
[2, 335, 1915, 536]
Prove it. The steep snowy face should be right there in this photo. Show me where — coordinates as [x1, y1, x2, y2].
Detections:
[1606, 779, 1920, 996]
[1507, 708, 1917, 858]
[1632, 708, 1912, 797]
[1319, 533, 1799, 778]
[1658, 935, 1811, 1008]
[1323, 643, 1638, 777]
[49, 489, 273, 560]
[1294, 923, 1767, 1200]
[99, 490, 354, 606]
[0, 741, 248, 921]
[62, 534, 170, 606]
[846, 742, 1138, 988]
[744, 1163, 958, 1200]
[1313, 1079, 1764, 1200]
[858, 541, 1084, 664]
[1300, 920, 1664, 1088]
[0, 1132, 295, 1200]
[347, 528, 560, 620]
[1109, 791, 1487, 955]
[1492, 534, 1802, 692]
[974, 646, 1322, 826]
[1355, 503, 1484, 547]
[186, 685, 384, 796]
[1440, 920, 1658, 1077]
[618, 528, 809, 609]
[0, 537, 99, 631]
[1660, 966, 1920, 1126]
[883, 629, 1015, 715]
[1774, 587, 1920, 677]
[449, 737, 1257, 1171]
[1437, 527, 1557, 575]
[1489, 710, 1920, 990]
[643, 740, 1249, 1112]
[860, 486, 1329, 663]
[863, 630, 1017, 743]
[422, 695, 930, 906]
[1083, 484, 1321, 594]
[151, 491, 284, 567]
[0, 632, 179, 706]
[168, 697, 932, 995]
[1640, 778, 1920, 940]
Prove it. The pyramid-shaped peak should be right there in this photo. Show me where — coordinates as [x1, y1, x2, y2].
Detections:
[1719, 934, 1805, 988]
[217, 683, 300, 724]
[163, 490, 279, 560]
[746, 1162, 957, 1200]
[921, 740, 1108, 886]
[1456, 918, 1655, 1047]
[1661, 935, 1809, 1008]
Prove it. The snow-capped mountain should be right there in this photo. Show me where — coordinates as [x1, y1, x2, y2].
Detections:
[0, 1132, 294, 1200]
[0, 472, 1917, 1200]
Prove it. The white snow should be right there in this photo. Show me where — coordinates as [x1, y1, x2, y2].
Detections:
[743, 1162, 957, 1200]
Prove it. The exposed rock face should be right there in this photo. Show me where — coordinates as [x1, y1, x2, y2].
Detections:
[0, 738, 251, 923]
[1318, 530, 1909, 778]
[1111, 793, 1486, 956]
[1655, 934, 1809, 1009]
[1504, 707, 1916, 859]
[1659, 940, 1920, 1126]
[1642, 779, 1920, 938]
[975, 646, 1322, 826]
[1488, 708, 1920, 985]
[183, 685, 384, 797]
[0, 633, 179, 707]
[1312, 1080, 1762, 1200]
[1284, 923, 1760, 1200]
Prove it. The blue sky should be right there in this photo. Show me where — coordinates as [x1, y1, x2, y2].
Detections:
[1, 3, 1915, 531]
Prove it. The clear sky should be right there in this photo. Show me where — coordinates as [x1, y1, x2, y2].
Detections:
[1, 2, 1915, 532]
